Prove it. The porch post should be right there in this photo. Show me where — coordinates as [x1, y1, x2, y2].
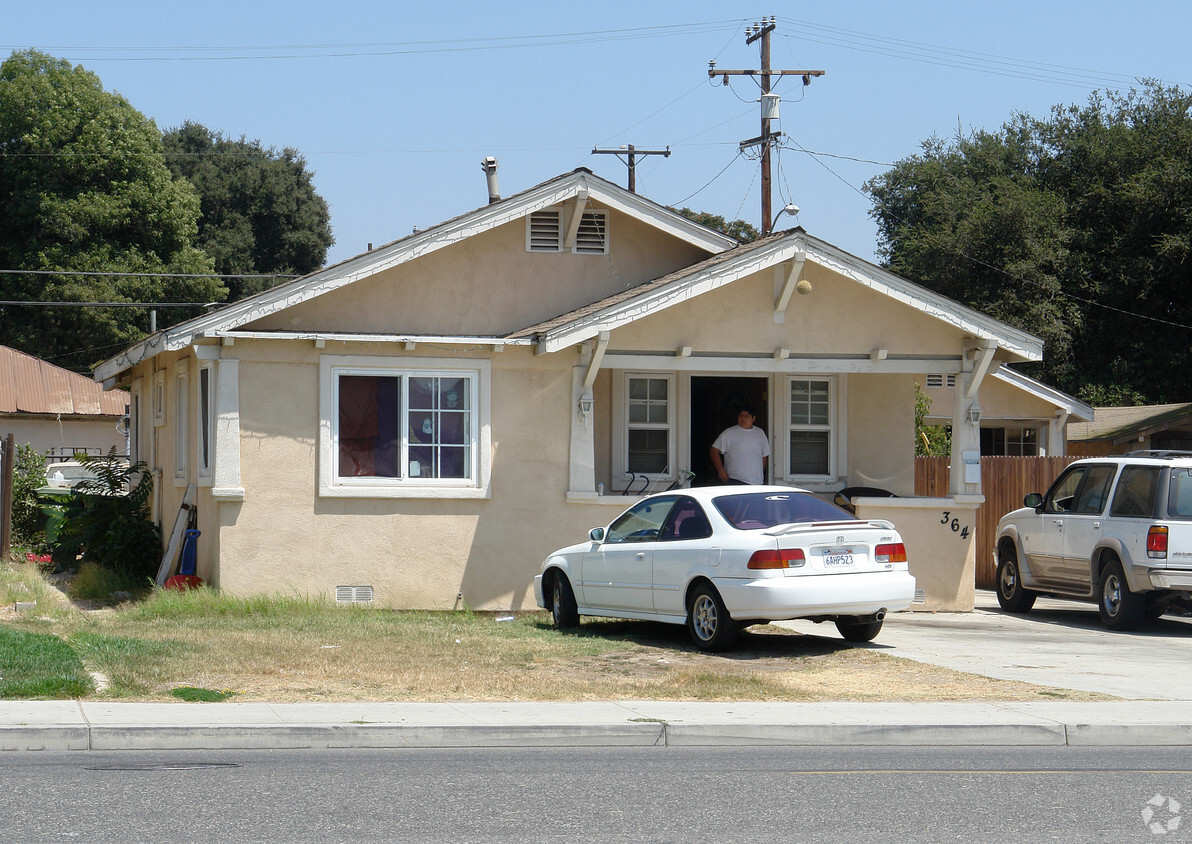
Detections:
[568, 365, 597, 496]
[1047, 410, 1069, 457]
[949, 356, 985, 497]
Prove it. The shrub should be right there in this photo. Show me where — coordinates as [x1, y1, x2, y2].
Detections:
[10, 443, 47, 543]
[52, 451, 160, 580]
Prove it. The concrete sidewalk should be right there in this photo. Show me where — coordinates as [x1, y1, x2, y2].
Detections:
[5, 699, 1192, 752]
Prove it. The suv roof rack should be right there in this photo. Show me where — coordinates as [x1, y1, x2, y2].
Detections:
[1124, 449, 1192, 458]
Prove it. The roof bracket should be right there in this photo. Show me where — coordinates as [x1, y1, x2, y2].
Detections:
[773, 252, 807, 323]
[964, 339, 998, 399]
[582, 331, 610, 389]
[563, 187, 590, 251]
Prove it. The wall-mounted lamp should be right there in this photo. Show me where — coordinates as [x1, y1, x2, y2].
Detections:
[968, 407, 982, 425]
[578, 390, 594, 420]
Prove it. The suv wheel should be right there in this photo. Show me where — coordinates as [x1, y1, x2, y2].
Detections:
[996, 545, 1036, 613]
[1098, 559, 1145, 631]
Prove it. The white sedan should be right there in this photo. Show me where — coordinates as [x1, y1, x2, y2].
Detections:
[534, 486, 917, 651]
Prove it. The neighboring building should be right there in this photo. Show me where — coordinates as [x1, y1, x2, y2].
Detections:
[1067, 403, 1192, 456]
[0, 345, 128, 460]
[94, 168, 1081, 611]
[918, 366, 1093, 456]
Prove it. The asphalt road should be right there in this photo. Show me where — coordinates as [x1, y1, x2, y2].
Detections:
[778, 589, 1192, 700]
[4, 745, 1189, 842]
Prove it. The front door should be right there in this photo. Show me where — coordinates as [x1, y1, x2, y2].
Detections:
[690, 376, 769, 486]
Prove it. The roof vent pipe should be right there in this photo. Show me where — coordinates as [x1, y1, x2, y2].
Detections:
[481, 156, 500, 204]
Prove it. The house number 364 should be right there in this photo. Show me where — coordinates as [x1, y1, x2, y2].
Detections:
[940, 511, 970, 539]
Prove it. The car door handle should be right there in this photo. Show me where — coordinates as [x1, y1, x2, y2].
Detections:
[635, 553, 646, 560]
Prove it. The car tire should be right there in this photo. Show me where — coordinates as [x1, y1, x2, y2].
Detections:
[835, 616, 884, 642]
[996, 546, 1036, 613]
[1098, 559, 1144, 631]
[687, 584, 737, 652]
[550, 572, 580, 630]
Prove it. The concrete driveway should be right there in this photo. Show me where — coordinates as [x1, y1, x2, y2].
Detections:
[832, 590, 1192, 700]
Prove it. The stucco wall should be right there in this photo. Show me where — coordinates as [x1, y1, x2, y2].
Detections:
[244, 208, 709, 339]
[1, 416, 126, 460]
[846, 373, 915, 495]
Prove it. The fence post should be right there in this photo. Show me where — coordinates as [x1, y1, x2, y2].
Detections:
[1, 432, 14, 559]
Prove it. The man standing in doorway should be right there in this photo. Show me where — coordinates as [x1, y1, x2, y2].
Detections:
[710, 405, 770, 485]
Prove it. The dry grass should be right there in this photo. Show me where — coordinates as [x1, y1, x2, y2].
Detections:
[0, 560, 1109, 703]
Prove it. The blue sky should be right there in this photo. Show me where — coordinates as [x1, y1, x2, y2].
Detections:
[7, 2, 1191, 268]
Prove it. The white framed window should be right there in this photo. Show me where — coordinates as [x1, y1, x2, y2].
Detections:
[786, 377, 835, 478]
[174, 363, 189, 482]
[153, 370, 166, 426]
[319, 355, 491, 498]
[612, 372, 675, 486]
[572, 210, 609, 254]
[129, 380, 143, 464]
[197, 362, 214, 482]
[527, 209, 562, 252]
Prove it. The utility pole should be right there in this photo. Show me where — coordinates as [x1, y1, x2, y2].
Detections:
[591, 145, 670, 193]
[709, 17, 824, 234]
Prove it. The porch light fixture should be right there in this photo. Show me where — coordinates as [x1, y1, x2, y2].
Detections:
[968, 407, 982, 425]
[578, 390, 594, 420]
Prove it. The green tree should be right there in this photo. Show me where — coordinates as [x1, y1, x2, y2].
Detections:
[914, 384, 951, 457]
[672, 208, 760, 243]
[866, 83, 1192, 405]
[0, 50, 223, 371]
[163, 122, 334, 301]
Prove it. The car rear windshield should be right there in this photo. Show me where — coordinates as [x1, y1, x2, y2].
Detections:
[1168, 469, 1192, 519]
[713, 491, 854, 530]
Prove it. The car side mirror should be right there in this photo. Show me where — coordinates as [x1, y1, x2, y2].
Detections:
[1024, 492, 1043, 510]
[589, 527, 605, 543]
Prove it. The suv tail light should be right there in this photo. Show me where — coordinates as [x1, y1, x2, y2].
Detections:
[748, 548, 807, 569]
[1147, 525, 1169, 559]
[875, 543, 907, 563]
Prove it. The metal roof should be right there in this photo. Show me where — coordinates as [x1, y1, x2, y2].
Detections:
[0, 346, 127, 417]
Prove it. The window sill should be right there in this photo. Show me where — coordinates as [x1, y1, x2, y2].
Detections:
[320, 484, 490, 500]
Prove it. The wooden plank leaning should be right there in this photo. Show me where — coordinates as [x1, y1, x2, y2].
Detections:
[155, 483, 196, 586]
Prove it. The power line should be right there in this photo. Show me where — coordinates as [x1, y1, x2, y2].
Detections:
[0, 269, 294, 279]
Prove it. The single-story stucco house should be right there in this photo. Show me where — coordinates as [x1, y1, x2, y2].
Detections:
[94, 167, 1084, 612]
[1, 345, 128, 460]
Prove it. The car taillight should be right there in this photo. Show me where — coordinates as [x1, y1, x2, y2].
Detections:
[748, 548, 807, 569]
[1148, 525, 1169, 559]
[875, 543, 907, 563]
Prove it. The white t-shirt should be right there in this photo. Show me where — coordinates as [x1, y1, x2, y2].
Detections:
[712, 424, 771, 485]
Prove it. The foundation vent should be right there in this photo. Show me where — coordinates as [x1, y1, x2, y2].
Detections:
[336, 585, 374, 603]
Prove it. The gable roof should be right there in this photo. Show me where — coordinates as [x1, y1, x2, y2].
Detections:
[94, 169, 737, 383]
[992, 366, 1094, 422]
[512, 228, 1045, 361]
[0, 346, 127, 417]
[1067, 403, 1192, 444]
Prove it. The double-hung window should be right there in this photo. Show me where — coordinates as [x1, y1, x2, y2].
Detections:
[320, 356, 489, 498]
[788, 377, 833, 477]
[625, 374, 672, 477]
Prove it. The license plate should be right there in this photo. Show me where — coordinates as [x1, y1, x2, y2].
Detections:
[823, 549, 855, 568]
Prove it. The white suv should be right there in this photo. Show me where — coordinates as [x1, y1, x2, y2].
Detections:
[994, 451, 1192, 630]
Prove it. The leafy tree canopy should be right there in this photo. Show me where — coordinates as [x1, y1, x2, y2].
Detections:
[866, 82, 1192, 405]
[0, 50, 222, 371]
[163, 121, 333, 301]
[672, 208, 760, 243]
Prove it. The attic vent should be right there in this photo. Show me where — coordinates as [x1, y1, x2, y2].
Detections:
[527, 209, 562, 252]
[926, 373, 957, 389]
[573, 211, 608, 254]
[336, 585, 374, 603]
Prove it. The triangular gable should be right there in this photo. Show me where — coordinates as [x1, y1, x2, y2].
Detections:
[516, 228, 1044, 362]
[992, 366, 1093, 422]
[94, 169, 737, 383]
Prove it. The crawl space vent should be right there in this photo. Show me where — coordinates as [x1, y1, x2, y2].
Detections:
[336, 585, 374, 603]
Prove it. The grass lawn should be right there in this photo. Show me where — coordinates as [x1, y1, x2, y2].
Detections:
[0, 559, 1110, 703]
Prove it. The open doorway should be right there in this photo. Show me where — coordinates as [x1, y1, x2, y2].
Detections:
[690, 376, 770, 485]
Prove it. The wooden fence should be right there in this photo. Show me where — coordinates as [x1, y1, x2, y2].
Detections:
[914, 455, 1077, 589]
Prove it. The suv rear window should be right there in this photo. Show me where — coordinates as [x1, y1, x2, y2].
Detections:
[1109, 466, 1161, 518]
[1168, 469, 1192, 519]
